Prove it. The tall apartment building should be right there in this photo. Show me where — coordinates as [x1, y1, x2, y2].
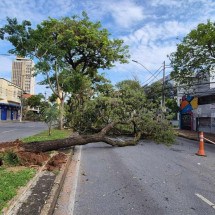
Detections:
[12, 56, 35, 95]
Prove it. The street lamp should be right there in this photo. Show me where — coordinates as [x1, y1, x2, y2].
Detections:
[132, 59, 159, 81]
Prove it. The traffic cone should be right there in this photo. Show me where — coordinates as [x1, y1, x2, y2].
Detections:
[196, 131, 206, 156]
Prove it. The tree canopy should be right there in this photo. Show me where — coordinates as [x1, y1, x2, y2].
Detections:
[0, 12, 130, 129]
[0, 12, 129, 74]
[0, 13, 176, 146]
[64, 79, 175, 144]
[169, 20, 215, 85]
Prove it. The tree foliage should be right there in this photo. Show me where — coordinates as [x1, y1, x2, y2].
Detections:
[0, 12, 130, 129]
[42, 104, 60, 135]
[0, 14, 176, 145]
[26, 94, 45, 108]
[0, 12, 129, 76]
[65, 79, 175, 144]
[143, 81, 178, 119]
[22, 94, 49, 121]
[169, 20, 215, 85]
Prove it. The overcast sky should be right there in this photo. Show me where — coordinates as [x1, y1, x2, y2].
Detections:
[0, 0, 214, 94]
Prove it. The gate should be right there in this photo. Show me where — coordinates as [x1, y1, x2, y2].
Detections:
[1, 107, 7, 120]
[181, 113, 192, 130]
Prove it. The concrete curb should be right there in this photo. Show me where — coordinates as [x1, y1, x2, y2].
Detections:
[40, 147, 74, 215]
[177, 133, 198, 141]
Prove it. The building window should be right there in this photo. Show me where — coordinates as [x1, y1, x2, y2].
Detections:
[198, 95, 215, 105]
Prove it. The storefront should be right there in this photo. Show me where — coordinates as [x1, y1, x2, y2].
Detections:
[0, 103, 20, 121]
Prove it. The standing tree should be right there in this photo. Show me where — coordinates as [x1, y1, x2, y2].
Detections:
[169, 20, 215, 86]
[0, 12, 129, 129]
[42, 104, 60, 136]
[25, 94, 49, 121]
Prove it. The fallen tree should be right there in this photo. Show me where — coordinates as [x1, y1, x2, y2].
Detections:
[19, 122, 141, 152]
[0, 80, 176, 155]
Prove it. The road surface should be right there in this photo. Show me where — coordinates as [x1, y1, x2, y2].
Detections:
[0, 121, 47, 142]
[55, 137, 215, 215]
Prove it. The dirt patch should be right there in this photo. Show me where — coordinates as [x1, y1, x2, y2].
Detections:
[0, 139, 23, 152]
[45, 152, 67, 171]
[0, 140, 68, 172]
[17, 151, 49, 166]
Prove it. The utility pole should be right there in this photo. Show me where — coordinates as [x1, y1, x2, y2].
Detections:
[162, 61, 165, 109]
[19, 89, 23, 122]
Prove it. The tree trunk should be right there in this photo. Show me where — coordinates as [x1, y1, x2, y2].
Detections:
[48, 126, 51, 136]
[59, 99, 64, 130]
[20, 122, 141, 153]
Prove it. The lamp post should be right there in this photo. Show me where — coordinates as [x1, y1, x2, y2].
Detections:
[132, 59, 159, 80]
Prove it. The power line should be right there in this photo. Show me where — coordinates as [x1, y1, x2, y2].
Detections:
[149, 81, 215, 97]
[132, 60, 161, 81]
[142, 66, 163, 85]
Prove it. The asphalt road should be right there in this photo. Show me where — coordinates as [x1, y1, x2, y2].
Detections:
[0, 121, 47, 142]
[72, 137, 215, 215]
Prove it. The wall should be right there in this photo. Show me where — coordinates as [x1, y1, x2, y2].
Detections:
[0, 78, 21, 120]
[192, 103, 215, 133]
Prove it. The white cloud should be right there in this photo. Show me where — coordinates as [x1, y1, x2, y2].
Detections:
[0, 0, 75, 24]
[111, 20, 191, 84]
[0, 0, 214, 92]
[76, 0, 145, 29]
[122, 20, 194, 52]
[151, 0, 183, 7]
[150, 0, 215, 23]
[106, 0, 144, 28]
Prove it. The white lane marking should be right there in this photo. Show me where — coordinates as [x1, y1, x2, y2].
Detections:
[195, 193, 215, 209]
[68, 146, 82, 215]
[0, 129, 17, 134]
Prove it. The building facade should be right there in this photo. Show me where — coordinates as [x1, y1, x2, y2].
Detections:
[178, 72, 215, 133]
[12, 56, 35, 95]
[0, 78, 21, 120]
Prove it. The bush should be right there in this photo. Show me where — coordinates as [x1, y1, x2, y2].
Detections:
[3, 151, 20, 166]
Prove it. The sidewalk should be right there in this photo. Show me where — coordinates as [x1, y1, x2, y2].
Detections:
[3, 149, 73, 215]
[177, 129, 215, 143]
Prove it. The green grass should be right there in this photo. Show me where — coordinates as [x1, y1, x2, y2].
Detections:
[0, 167, 36, 212]
[21, 129, 72, 143]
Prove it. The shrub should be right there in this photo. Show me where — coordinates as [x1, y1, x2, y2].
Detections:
[3, 151, 20, 166]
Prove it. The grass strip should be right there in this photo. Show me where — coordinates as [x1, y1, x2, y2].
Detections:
[22, 129, 72, 143]
[0, 167, 36, 213]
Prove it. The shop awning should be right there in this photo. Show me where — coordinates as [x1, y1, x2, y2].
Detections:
[0, 103, 21, 107]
